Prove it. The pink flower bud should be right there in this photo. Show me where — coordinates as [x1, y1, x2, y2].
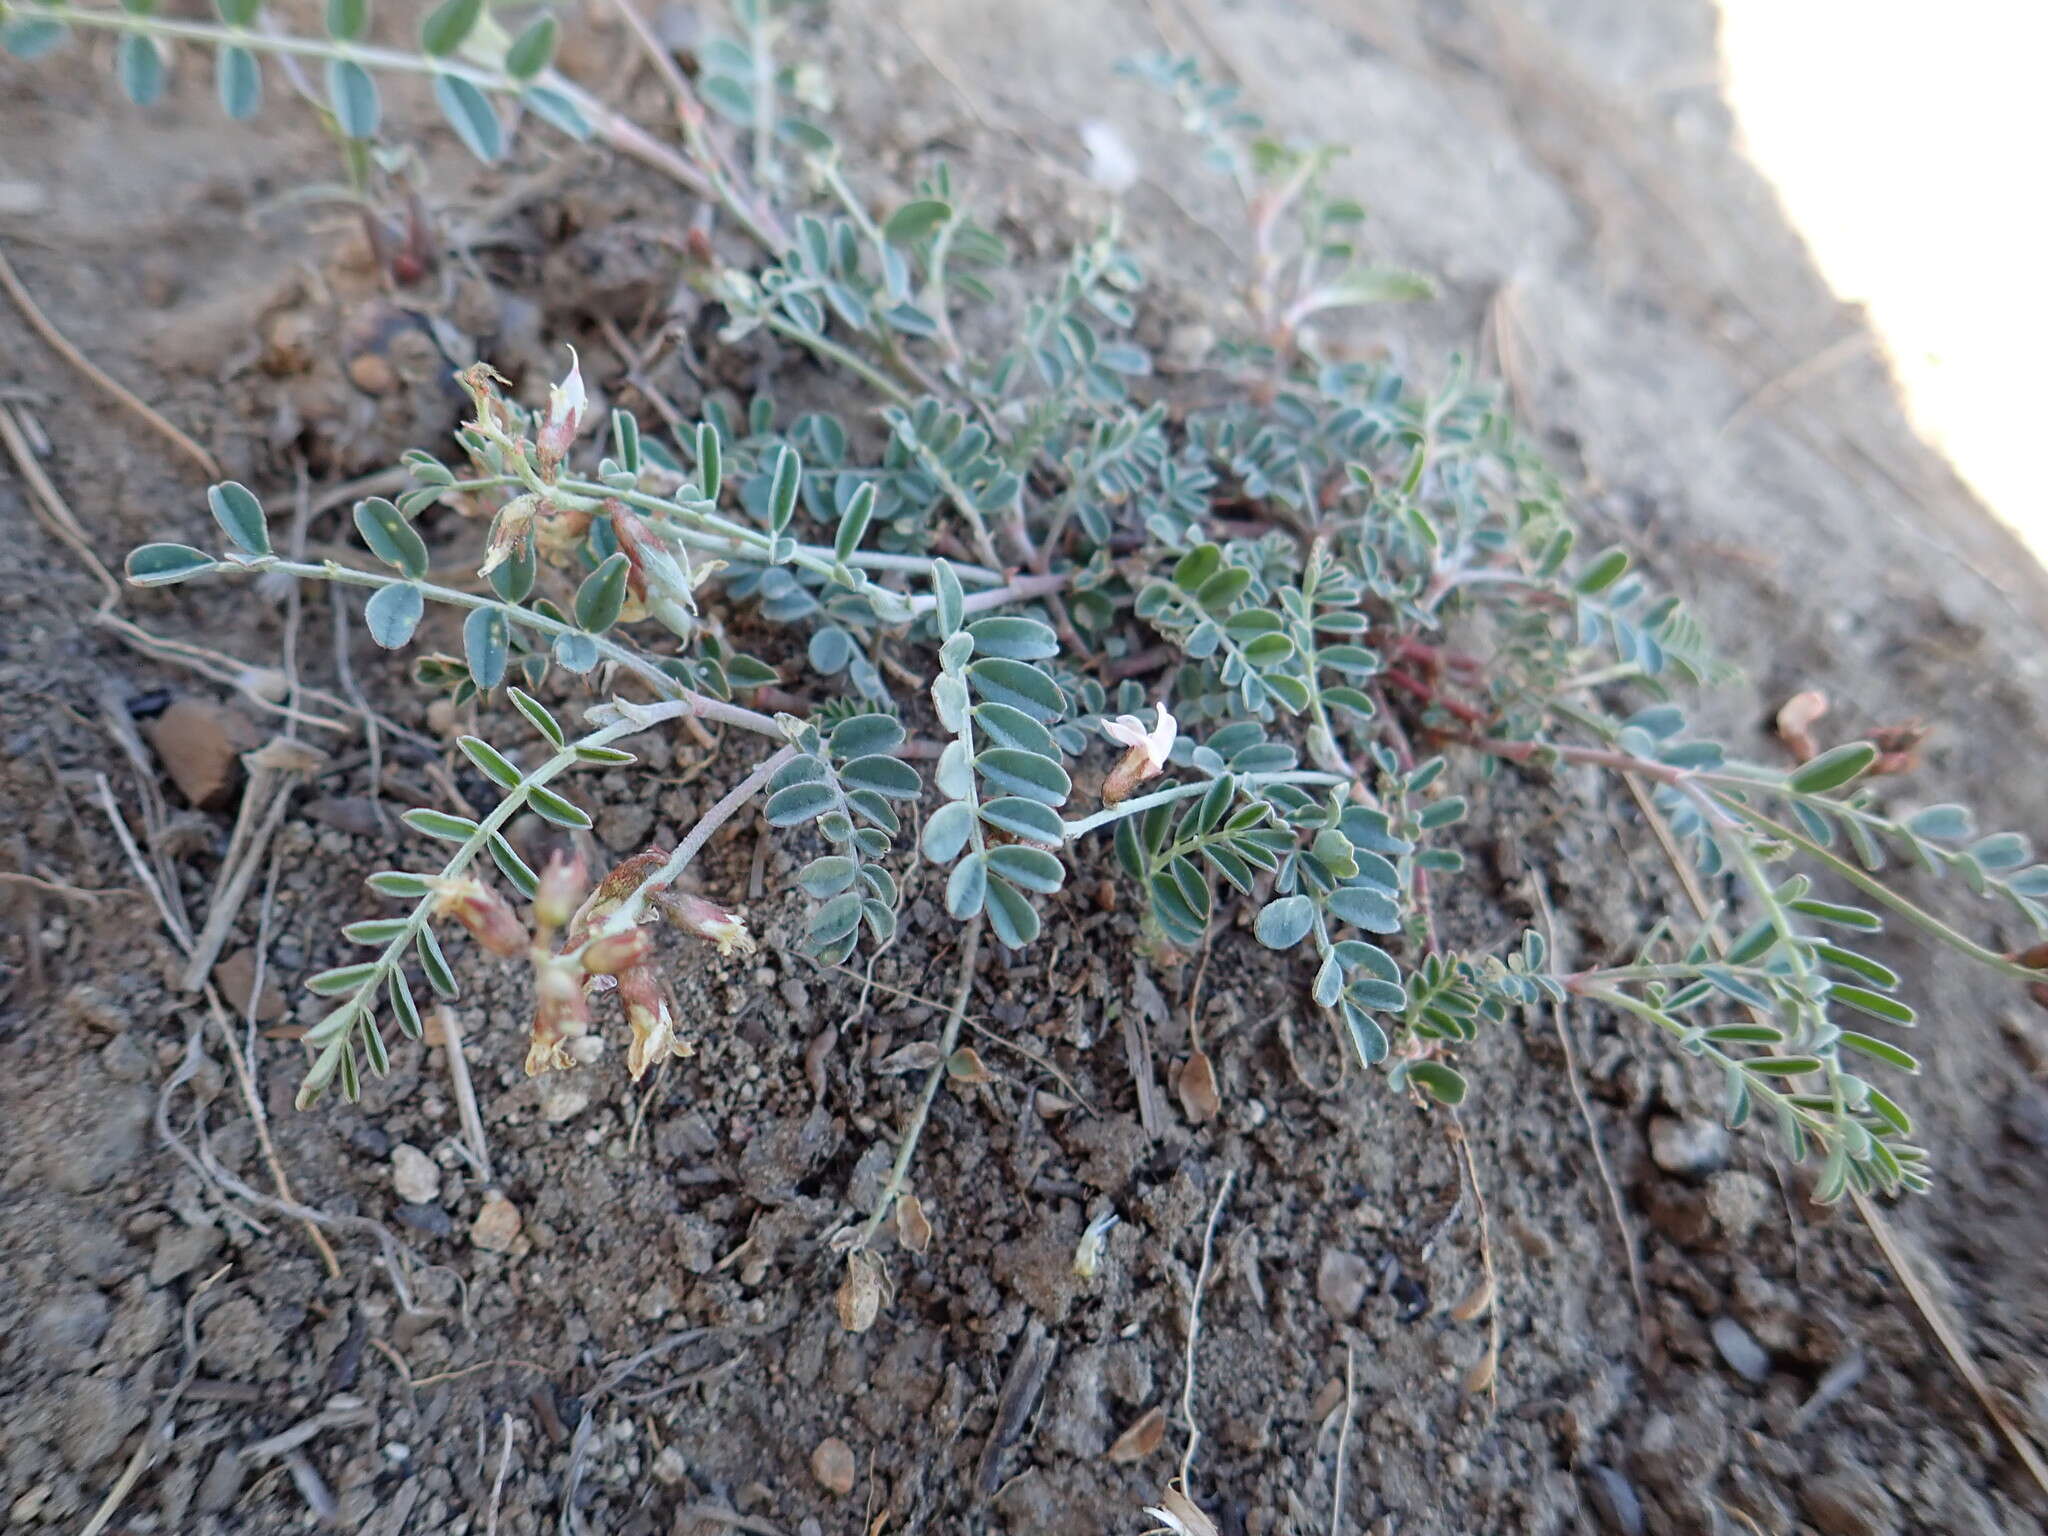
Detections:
[430, 876, 529, 959]
[654, 891, 756, 957]
[582, 926, 654, 977]
[532, 849, 589, 936]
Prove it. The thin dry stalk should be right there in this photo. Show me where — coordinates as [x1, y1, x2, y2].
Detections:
[0, 247, 223, 479]
[1528, 863, 1651, 1360]
[206, 992, 343, 1280]
[1328, 1340, 1355, 1536]
[436, 1006, 495, 1186]
[484, 1414, 518, 1536]
[92, 773, 193, 954]
[180, 737, 326, 991]
[1448, 1118, 1502, 1410]
[1177, 1168, 1235, 1490]
[854, 914, 985, 1249]
[78, 1264, 228, 1536]
[0, 400, 120, 603]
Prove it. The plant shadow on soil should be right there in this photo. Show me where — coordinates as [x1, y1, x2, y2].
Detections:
[3, 2, 2048, 1533]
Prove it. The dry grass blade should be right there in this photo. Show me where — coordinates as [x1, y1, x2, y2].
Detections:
[0, 400, 119, 603]
[1850, 1190, 2048, 1496]
[1177, 1168, 1235, 1489]
[0, 246, 223, 479]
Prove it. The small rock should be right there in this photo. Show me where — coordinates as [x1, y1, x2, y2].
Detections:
[196, 1449, 248, 1513]
[1316, 1250, 1371, 1322]
[809, 1436, 856, 1495]
[48, 1085, 152, 1194]
[2006, 1083, 2048, 1150]
[651, 1445, 690, 1486]
[59, 1225, 135, 1287]
[1801, 1468, 1900, 1536]
[597, 801, 654, 851]
[471, 1193, 522, 1253]
[145, 697, 256, 810]
[212, 949, 286, 1022]
[538, 1076, 591, 1124]
[58, 1373, 146, 1469]
[1710, 1316, 1772, 1384]
[1648, 1115, 1729, 1178]
[29, 1292, 111, 1363]
[1584, 1465, 1644, 1535]
[200, 1295, 282, 1380]
[390, 1143, 439, 1204]
[395, 1203, 452, 1238]
[305, 797, 385, 837]
[1704, 1170, 1771, 1242]
[149, 1223, 225, 1286]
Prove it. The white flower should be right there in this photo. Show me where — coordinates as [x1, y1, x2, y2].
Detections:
[1102, 701, 1176, 769]
[1100, 701, 1177, 807]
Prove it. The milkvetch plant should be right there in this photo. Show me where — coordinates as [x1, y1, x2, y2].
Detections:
[38, 0, 2047, 1212]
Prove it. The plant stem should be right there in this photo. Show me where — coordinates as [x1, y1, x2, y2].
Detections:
[854, 913, 984, 1249]
[596, 744, 797, 936]
[300, 698, 705, 1102]
[240, 554, 784, 737]
[762, 315, 914, 407]
[905, 570, 1070, 619]
[1060, 770, 1346, 841]
[1711, 793, 2044, 983]
[36, 2, 716, 199]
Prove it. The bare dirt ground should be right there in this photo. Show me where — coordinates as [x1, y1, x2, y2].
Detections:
[4, 2, 2047, 1533]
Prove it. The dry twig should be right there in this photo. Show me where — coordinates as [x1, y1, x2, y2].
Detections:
[0, 245, 223, 479]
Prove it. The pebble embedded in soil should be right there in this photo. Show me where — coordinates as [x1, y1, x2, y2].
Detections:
[1710, 1315, 1773, 1384]
[538, 1076, 592, 1124]
[148, 1222, 224, 1286]
[390, 1143, 439, 1205]
[144, 696, 256, 809]
[212, 948, 286, 1022]
[1584, 1465, 1644, 1535]
[1648, 1114, 1729, 1178]
[1801, 1468, 1902, 1536]
[471, 1193, 522, 1253]
[1316, 1249, 1371, 1322]
[809, 1436, 856, 1495]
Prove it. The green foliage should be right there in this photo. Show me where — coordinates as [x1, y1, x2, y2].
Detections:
[75, 5, 2045, 1206]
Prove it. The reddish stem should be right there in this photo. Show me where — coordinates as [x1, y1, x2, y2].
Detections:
[1382, 668, 1491, 726]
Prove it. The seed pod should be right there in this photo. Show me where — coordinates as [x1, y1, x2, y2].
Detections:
[835, 1249, 885, 1333]
[894, 1195, 932, 1255]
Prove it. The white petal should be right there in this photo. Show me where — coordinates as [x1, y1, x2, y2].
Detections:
[1102, 715, 1148, 747]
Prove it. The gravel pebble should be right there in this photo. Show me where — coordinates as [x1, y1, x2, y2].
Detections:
[1711, 1315, 1773, 1383]
[1316, 1250, 1371, 1321]
[391, 1143, 439, 1204]
[1584, 1465, 1644, 1535]
[471, 1194, 522, 1253]
[1648, 1115, 1729, 1178]
[1801, 1468, 1900, 1536]
[810, 1436, 856, 1495]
